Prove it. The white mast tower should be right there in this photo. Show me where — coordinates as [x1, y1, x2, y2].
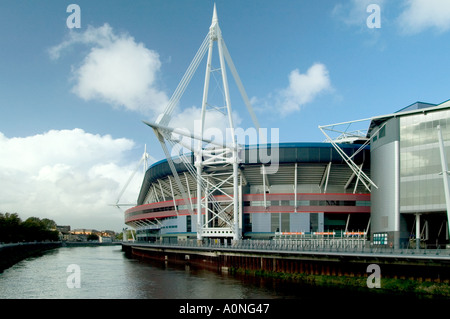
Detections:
[146, 4, 260, 242]
[197, 4, 239, 241]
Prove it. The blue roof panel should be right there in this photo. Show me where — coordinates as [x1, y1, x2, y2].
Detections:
[136, 142, 370, 205]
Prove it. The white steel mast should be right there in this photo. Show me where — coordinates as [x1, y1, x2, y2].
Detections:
[147, 4, 259, 242]
[197, 3, 240, 241]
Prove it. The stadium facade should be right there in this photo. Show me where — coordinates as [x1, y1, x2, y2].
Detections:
[124, 6, 450, 249]
[125, 143, 371, 242]
[369, 99, 450, 249]
[125, 100, 450, 249]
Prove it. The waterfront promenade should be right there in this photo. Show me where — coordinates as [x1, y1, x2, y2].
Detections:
[124, 238, 450, 261]
[123, 239, 450, 283]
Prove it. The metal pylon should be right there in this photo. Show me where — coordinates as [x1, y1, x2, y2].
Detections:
[193, 4, 238, 241]
[146, 4, 260, 241]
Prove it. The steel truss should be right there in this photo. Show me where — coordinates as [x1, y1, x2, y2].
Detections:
[145, 5, 260, 241]
[318, 118, 380, 192]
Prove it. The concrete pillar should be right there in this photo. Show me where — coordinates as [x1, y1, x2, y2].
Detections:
[416, 213, 421, 250]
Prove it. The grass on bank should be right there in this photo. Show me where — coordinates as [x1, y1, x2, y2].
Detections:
[229, 267, 450, 298]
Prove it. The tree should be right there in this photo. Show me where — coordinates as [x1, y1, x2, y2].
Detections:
[0, 213, 23, 243]
[0, 213, 59, 243]
[41, 218, 57, 230]
[23, 217, 59, 242]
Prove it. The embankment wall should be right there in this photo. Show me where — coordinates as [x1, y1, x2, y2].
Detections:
[0, 242, 61, 272]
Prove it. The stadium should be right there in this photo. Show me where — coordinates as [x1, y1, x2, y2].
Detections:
[125, 142, 371, 242]
[124, 5, 450, 249]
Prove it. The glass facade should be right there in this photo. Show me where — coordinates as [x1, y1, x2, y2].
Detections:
[400, 110, 450, 212]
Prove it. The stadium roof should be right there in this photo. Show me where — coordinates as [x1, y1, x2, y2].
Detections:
[368, 99, 450, 136]
[136, 142, 370, 205]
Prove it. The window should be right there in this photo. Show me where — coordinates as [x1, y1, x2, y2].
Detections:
[356, 201, 371, 206]
[281, 213, 290, 232]
[186, 216, 191, 232]
[400, 110, 450, 209]
[271, 213, 280, 232]
[379, 125, 386, 138]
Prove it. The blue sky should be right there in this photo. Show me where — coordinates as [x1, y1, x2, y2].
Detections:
[1, 0, 450, 231]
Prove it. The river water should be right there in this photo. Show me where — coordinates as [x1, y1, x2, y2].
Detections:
[0, 245, 446, 305]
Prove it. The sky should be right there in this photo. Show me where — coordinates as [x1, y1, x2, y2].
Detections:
[1, 0, 450, 232]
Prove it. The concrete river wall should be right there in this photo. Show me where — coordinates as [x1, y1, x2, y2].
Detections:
[122, 241, 450, 286]
[0, 242, 61, 272]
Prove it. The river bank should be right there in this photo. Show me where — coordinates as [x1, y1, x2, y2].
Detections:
[0, 242, 61, 273]
[230, 267, 450, 299]
[124, 242, 450, 300]
[61, 241, 122, 247]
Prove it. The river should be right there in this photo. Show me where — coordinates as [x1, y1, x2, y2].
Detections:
[0, 245, 446, 307]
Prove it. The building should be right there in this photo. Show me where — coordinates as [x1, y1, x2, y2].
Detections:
[125, 100, 450, 249]
[124, 5, 450, 249]
[67, 229, 116, 242]
[56, 225, 71, 241]
[125, 143, 371, 243]
[368, 99, 450, 248]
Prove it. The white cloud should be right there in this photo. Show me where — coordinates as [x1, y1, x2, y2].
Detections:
[50, 24, 168, 115]
[397, 0, 450, 34]
[276, 63, 331, 116]
[251, 63, 332, 117]
[170, 106, 241, 135]
[0, 129, 145, 231]
[166, 105, 242, 155]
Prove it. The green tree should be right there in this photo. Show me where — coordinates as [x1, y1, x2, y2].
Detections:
[41, 218, 57, 230]
[0, 213, 23, 243]
[0, 213, 59, 243]
[23, 217, 59, 242]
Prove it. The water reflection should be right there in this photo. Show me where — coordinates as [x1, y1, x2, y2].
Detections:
[1, 246, 297, 299]
[0, 245, 444, 302]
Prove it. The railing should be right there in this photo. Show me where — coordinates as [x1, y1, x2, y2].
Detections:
[127, 238, 450, 257]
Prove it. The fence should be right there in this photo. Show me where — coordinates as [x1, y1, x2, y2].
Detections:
[129, 237, 450, 257]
